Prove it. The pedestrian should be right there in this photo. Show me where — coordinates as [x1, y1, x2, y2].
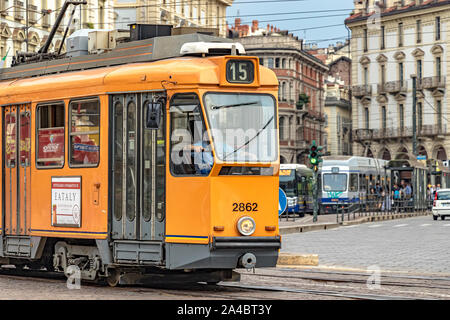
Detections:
[384, 185, 391, 212]
[393, 184, 401, 212]
[427, 185, 432, 209]
[379, 186, 384, 211]
[404, 183, 412, 211]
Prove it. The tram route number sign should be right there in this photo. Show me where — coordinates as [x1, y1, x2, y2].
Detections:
[51, 177, 82, 228]
[226, 60, 254, 84]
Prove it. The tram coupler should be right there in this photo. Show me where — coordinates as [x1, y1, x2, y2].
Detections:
[239, 253, 257, 269]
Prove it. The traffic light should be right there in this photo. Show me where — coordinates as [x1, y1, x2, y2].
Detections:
[308, 140, 323, 171]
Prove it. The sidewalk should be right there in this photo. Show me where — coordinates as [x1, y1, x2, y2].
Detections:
[279, 210, 431, 235]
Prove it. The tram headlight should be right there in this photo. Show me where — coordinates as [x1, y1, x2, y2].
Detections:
[237, 216, 256, 236]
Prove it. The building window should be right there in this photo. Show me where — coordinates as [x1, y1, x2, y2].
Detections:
[436, 16, 441, 41]
[364, 107, 369, 129]
[36, 103, 65, 168]
[289, 82, 294, 102]
[380, 25, 385, 49]
[418, 102, 423, 132]
[399, 62, 404, 83]
[416, 20, 422, 43]
[275, 58, 280, 68]
[267, 58, 274, 69]
[363, 67, 368, 86]
[437, 100, 442, 132]
[280, 117, 286, 141]
[417, 59, 423, 79]
[259, 57, 264, 66]
[436, 56, 442, 80]
[363, 28, 368, 52]
[399, 104, 404, 132]
[398, 23, 403, 47]
[69, 98, 100, 167]
[380, 64, 386, 84]
[381, 106, 386, 131]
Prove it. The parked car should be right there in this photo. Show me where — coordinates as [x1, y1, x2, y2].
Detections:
[432, 189, 450, 220]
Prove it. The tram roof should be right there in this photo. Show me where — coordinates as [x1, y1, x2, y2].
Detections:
[0, 55, 278, 103]
[0, 34, 235, 81]
[280, 164, 313, 175]
[387, 158, 428, 170]
[322, 156, 388, 168]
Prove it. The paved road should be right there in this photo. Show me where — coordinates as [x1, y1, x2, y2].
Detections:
[281, 215, 450, 274]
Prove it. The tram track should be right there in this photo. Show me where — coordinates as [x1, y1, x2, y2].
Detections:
[242, 269, 450, 291]
[230, 267, 450, 300]
[282, 267, 450, 282]
[218, 282, 422, 300]
[0, 265, 448, 300]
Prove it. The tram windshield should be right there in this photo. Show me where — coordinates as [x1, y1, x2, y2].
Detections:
[323, 173, 347, 192]
[203, 93, 277, 163]
[280, 169, 297, 197]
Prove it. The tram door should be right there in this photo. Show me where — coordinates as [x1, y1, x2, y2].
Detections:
[3, 104, 31, 236]
[111, 93, 166, 241]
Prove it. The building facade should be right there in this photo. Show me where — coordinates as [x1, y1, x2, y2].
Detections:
[113, 0, 232, 37]
[346, 0, 450, 162]
[324, 69, 352, 156]
[0, 0, 114, 67]
[229, 19, 328, 164]
[308, 42, 353, 156]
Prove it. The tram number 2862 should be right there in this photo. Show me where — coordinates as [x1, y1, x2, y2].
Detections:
[232, 202, 258, 212]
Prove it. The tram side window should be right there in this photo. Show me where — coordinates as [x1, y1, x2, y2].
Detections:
[69, 99, 100, 167]
[349, 174, 358, 192]
[36, 103, 65, 168]
[170, 93, 212, 176]
[359, 175, 366, 192]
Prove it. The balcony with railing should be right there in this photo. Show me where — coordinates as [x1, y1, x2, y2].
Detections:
[352, 84, 372, 99]
[384, 80, 407, 95]
[352, 129, 373, 142]
[28, 4, 37, 24]
[377, 82, 387, 95]
[41, 9, 50, 28]
[13, 0, 24, 21]
[419, 76, 446, 92]
[368, 125, 447, 140]
[0, 0, 7, 16]
[419, 124, 446, 139]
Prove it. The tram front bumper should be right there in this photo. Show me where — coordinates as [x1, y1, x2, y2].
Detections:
[165, 236, 281, 270]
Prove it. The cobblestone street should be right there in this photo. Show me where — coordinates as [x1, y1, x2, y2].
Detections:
[281, 215, 450, 274]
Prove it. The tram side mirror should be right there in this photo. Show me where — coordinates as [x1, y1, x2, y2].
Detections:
[146, 100, 163, 130]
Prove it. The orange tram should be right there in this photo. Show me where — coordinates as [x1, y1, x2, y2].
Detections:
[0, 30, 281, 285]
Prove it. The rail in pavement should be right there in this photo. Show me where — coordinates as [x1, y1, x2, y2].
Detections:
[277, 211, 430, 267]
[279, 211, 431, 235]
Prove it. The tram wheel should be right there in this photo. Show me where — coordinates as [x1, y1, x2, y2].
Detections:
[106, 269, 120, 287]
[433, 215, 438, 221]
[441, 216, 446, 221]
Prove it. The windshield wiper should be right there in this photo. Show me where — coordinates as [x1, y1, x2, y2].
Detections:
[223, 116, 274, 160]
[211, 101, 259, 110]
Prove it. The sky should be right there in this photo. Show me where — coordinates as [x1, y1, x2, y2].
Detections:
[227, 0, 355, 47]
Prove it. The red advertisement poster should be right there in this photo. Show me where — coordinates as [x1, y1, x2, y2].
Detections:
[20, 114, 30, 163]
[5, 115, 16, 163]
[37, 128, 64, 162]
